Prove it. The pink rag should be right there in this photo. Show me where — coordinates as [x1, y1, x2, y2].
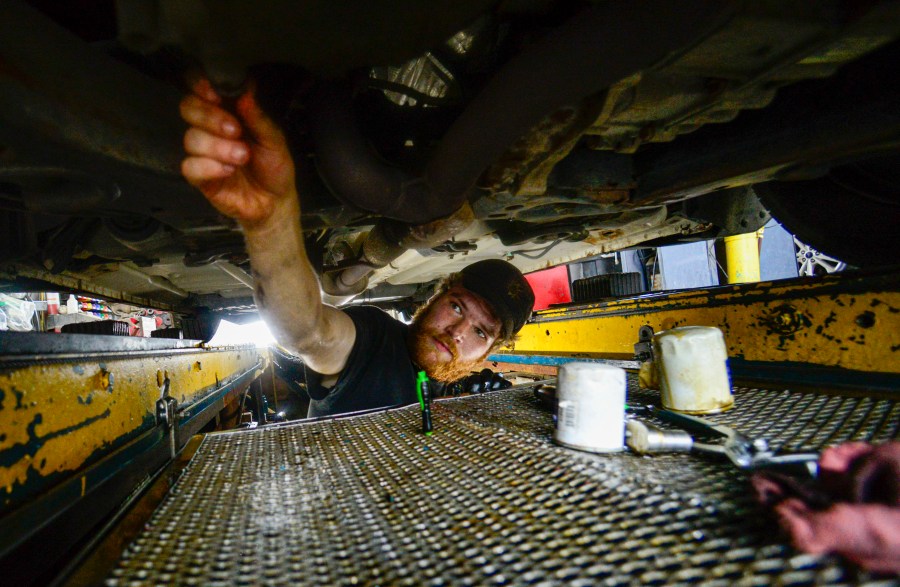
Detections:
[751, 441, 900, 574]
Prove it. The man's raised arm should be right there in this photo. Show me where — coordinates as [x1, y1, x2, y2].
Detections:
[179, 79, 355, 375]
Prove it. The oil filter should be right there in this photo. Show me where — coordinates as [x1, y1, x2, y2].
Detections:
[554, 362, 626, 452]
[653, 326, 733, 414]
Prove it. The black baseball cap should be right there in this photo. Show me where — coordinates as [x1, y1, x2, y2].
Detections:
[458, 259, 535, 339]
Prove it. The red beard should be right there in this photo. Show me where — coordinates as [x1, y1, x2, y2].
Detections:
[408, 322, 482, 382]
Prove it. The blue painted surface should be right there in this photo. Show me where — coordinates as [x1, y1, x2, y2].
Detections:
[489, 354, 638, 369]
[760, 219, 799, 281]
[657, 240, 719, 289]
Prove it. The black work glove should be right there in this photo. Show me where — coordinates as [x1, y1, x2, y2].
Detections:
[451, 369, 512, 395]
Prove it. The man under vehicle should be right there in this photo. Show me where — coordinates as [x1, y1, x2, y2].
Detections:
[179, 80, 535, 417]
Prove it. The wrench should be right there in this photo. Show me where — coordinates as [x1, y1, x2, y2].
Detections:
[626, 406, 820, 477]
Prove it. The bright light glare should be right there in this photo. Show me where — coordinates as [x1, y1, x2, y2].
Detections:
[207, 319, 276, 348]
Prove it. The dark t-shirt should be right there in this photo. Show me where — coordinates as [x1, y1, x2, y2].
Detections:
[304, 306, 419, 418]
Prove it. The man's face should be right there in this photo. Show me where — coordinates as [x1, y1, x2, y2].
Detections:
[409, 285, 502, 382]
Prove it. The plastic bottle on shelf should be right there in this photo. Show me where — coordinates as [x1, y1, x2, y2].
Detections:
[66, 295, 79, 314]
[46, 292, 60, 315]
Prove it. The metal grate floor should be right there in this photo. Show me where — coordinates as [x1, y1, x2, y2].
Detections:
[107, 377, 899, 586]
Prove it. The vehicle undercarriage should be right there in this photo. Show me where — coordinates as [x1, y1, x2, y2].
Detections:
[1, 0, 898, 328]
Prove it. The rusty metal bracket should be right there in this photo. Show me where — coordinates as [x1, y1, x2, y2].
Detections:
[155, 397, 177, 429]
[155, 372, 173, 426]
[155, 375, 178, 457]
[633, 325, 655, 362]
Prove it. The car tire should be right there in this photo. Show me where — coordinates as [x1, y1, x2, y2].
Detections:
[754, 155, 900, 268]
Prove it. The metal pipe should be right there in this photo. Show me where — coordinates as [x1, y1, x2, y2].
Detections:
[212, 260, 255, 289]
[308, 85, 413, 219]
[0, 1, 184, 174]
[321, 203, 474, 296]
[118, 264, 189, 298]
